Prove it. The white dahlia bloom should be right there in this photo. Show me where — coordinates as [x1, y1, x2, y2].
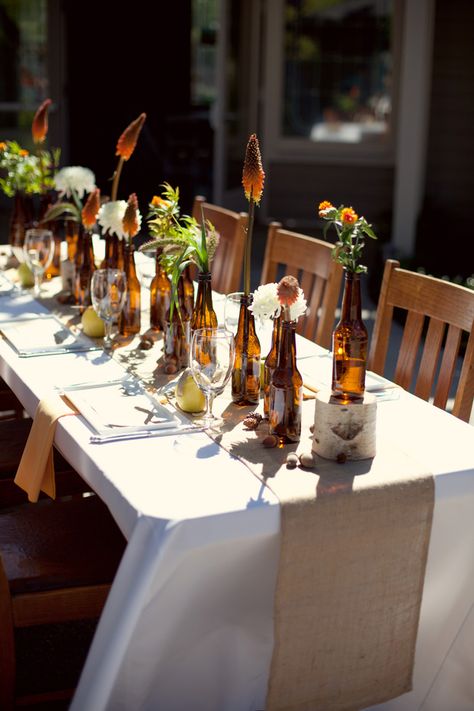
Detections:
[248, 283, 280, 321]
[97, 200, 135, 240]
[54, 166, 96, 199]
[289, 288, 307, 321]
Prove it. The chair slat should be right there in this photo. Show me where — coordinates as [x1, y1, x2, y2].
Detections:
[433, 324, 462, 409]
[415, 318, 445, 400]
[394, 311, 424, 390]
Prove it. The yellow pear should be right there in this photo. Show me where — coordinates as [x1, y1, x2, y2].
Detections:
[17, 262, 35, 288]
[81, 306, 105, 338]
[175, 368, 205, 413]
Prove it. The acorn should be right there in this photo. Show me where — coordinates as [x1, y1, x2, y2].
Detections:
[164, 362, 178, 375]
[243, 413, 263, 430]
[262, 435, 278, 448]
[138, 336, 154, 350]
[337, 452, 347, 464]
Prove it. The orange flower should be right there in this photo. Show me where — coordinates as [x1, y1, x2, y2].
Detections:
[19, 149, 29, 157]
[341, 207, 358, 224]
[151, 195, 169, 207]
[242, 133, 265, 204]
[318, 200, 333, 216]
[0, 142, 6, 151]
[277, 275, 299, 306]
[116, 113, 146, 161]
[81, 188, 101, 229]
[123, 193, 140, 237]
[32, 98, 52, 144]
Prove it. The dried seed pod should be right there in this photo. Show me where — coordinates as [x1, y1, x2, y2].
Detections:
[286, 452, 299, 468]
[299, 451, 316, 469]
[243, 413, 263, 430]
[138, 337, 154, 350]
[262, 435, 278, 448]
[309, 424, 315, 433]
[164, 363, 178, 375]
[336, 452, 347, 464]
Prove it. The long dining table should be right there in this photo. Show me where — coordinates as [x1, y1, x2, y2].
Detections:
[0, 252, 473, 711]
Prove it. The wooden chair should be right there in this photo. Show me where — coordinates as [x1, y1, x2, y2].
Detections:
[368, 259, 474, 422]
[260, 222, 344, 349]
[0, 494, 127, 708]
[0, 418, 91, 509]
[192, 195, 247, 294]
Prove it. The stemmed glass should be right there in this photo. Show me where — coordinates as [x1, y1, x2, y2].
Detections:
[23, 228, 54, 297]
[90, 269, 127, 350]
[190, 327, 235, 429]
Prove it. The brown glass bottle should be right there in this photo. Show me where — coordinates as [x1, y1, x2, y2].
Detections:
[61, 220, 79, 293]
[263, 315, 282, 417]
[231, 293, 261, 405]
[331, 270, 368, 402]
[39, 192, 61, 279]
[150, 249, 171, 332]
[101, 231, 124, 270]
[164, 277, 191, 372]
[74, 229, 96, 312]
[119, 242, 141, 336]
[9, 191, 34, 263]
[190, 271, 217, 331]
[182, 264, 195, 318]
[269, 318, 303, 444]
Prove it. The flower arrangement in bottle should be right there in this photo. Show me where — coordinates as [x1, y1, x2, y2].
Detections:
[119, 193, 142, 336]
[318, 200, 377, 401]
[231, 134, 265, 405]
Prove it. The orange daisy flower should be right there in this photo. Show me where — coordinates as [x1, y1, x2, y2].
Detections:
[81, 188, 101, 229]
[19, 149, 29, 157]
[318, 200, 333, 216]
[123, 193, 140, 237]
[242, 134, 265, 204]
[32, 98, 52, 144]
[341, 207, 358, 224]
[116, 113, 146, 161]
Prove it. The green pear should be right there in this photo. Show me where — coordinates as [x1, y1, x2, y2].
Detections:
[81, 306, 105, 338]
[17, 262, 35, 288]
[175, 368, 205, 413]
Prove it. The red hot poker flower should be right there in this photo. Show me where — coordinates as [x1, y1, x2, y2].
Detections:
[116, 113, 146, 161]
[277, 275, 299, 307]
[123, 193, 140, 237]
[82, 188, 101, 229]
[32, 98, 52, 144]
[242, 133, 265, 204]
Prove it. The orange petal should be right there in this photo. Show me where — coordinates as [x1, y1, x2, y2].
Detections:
[82, 188, 101, 229]
[242, 133, 265, 204]
[32, 98, 52, 144]
[123, 193, 140, 237]
[341, 207, 358, 224]
[116, 113, 146, 161]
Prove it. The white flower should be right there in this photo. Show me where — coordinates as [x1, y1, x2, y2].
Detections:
[54, 166, 96, 199]
[289, 288, 307, 321]
[248, 283, 280, 321]
[97, 200, 132, 239]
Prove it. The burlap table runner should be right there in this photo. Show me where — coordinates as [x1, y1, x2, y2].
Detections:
[208, 395, 434, 711]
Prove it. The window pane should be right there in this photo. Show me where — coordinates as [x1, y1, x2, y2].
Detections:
[283, 0, 393, 143]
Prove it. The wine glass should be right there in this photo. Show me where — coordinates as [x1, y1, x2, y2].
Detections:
[23, 228, 54, 297]
[190, 327, 235, 429]
[90, 269, 127, 350]
[224, 291, 244, 334]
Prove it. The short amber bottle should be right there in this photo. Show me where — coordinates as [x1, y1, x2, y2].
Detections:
[150, 249, 171, 332]
[231, 293, 261, 405]
[268, 318, 303, 444]
[190, 271, 217, 332]
[331, 270, 368, 402]
[119, 242, 141, 336]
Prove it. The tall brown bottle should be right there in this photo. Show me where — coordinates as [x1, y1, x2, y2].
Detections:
[61, 220, 79, 294]
[74, 229, 96, 312]
[119, 241, 141, 336]
[268, 318, 303, 444]
[331, 269, 368, 402]
[231, 293, 261, 405]
[263, 315, 282, 416]
[150, 249, 171, 332]
[190, 271, 217, 331]
[101, 231, 124, 270]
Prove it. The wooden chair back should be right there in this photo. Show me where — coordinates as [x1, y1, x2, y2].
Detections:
[260, 222, 343, 349]
[368, 259, 474, 422]
[192, 195, 247, 294]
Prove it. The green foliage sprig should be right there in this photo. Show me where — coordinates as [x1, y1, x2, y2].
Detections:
[0, 140, 59, 197]
[318, 200, 377, 274]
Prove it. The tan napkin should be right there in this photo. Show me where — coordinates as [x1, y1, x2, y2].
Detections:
[14, 394, 77, 502]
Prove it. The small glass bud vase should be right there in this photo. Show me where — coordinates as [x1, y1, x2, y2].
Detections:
[119, 242, 141, 336]
[163, 277, 191, 373]
[268, 318, 303, 444]
[231, 293, 261, 406]
[263, 315, 282, 417]
[331, 269, 368, 402]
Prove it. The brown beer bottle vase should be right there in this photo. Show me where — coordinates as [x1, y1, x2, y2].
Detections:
[182, 264, 195, 318]
[268, 318, 303, 444]
[72, 225, 85, 304]
[150, 249, 171, 332]
[9, 191, 34, 264]
[190, 271, 217, 331]
[231, 293, 261, 405]
[39, 191, 61, 279]
[163, 277, 190, 373]
[119, 241, 141, 336]
[101, 231, 124, 270]
[61, 220, 79, 294]
[331, 269, 368, 402]
[263, 315, 282, 417]
[74, 229, 96, 312]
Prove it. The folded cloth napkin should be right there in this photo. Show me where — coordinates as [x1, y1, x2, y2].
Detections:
[14, 394, 77, 502]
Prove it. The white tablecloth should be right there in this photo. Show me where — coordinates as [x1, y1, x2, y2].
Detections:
[0, 281, 473, 711]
